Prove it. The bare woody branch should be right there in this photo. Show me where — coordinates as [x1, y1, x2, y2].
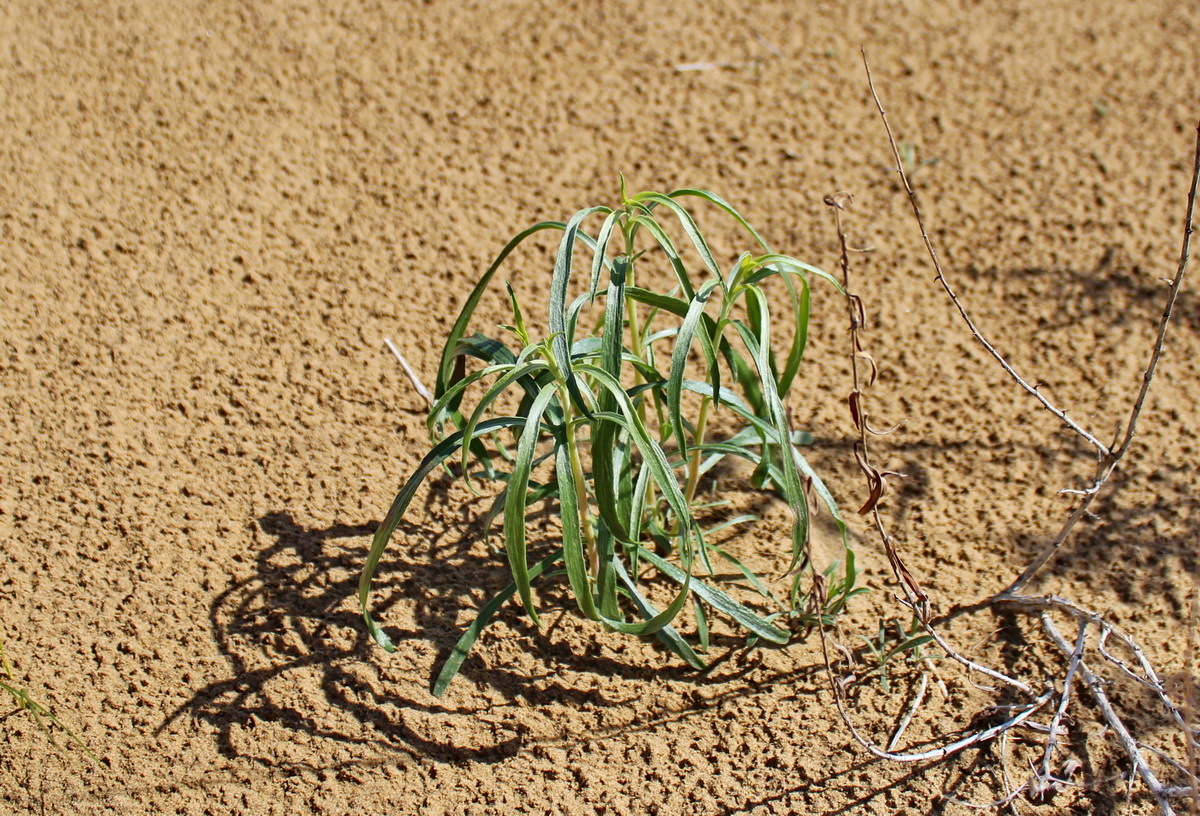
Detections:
[1001, 112, 1200, 594]
[861, 47, 1113, 458]
[856, 49, 1200, 816]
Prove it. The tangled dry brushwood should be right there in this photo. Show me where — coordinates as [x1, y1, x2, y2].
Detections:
[817, 51, 1200, 815]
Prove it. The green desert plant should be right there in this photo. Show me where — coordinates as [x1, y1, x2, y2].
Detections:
[361, 179, 865, 695]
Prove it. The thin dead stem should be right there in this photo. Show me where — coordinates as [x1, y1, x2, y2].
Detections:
[814, 578, 1053, 764]
[1000, 108, 1199, 593]
[825, 191, 926, 613]
[1188, 580, 1199, 816]
[887, 671, 929, 752]
[384, 337, 434, 407]
[861, 47, 1112, 459]
[1040, 613, 1178, 816]
[1034, 616, 1087, 796]
[825, 192, 1030, 696]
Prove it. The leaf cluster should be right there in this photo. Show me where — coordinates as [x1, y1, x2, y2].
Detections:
[361, 181, 865, 694]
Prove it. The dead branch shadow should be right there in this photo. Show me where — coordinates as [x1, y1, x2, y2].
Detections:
[1006, 459, 1200, 608]
[963, 247, 1200, 335]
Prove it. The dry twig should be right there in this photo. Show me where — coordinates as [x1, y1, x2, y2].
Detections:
[853, 46, 1200, 814]
[384, 337, 434, 408]
[861, 48, 1113, 459]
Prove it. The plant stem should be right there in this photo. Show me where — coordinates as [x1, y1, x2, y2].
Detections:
[683, 396, 711, 506]
[564, 403, 599, 576]
[543, 336, 599, 578]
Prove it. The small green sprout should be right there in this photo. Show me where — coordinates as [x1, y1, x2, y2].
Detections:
[857, 616, 938, 692]
[0, 634, 98, 764]
[898, 140, 940, 181]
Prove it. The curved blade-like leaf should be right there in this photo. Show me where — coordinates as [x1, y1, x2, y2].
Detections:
[360, 416, 530, 651]
[576, 368, 693, 541]
[667, 279, 721, 450]
[612, 557, 706, 670]
[437, 221, 566, 404]
[668, 188, 773, 252]
[777, 274, 810, 396]
[503, 385, 562, 624]
[629, 214, 695, 300]
[431, 547, 565, 697]
[626, 286, 720, 409]
[746, 253, 844, 294]
[591, 255, 633, 541]
[427, 362, 514, 439]
[459, 360, 550, 474]
[679, 379, 844, 534]
[562, 407, 694, 635]
[634, 546, 790, 644]
[631, 192, 723, 289]
[549, 206, 611, 415]
[730, 290, 810, 574]
[453, 333, 560, 418]
[591, 421, 632, 545]
[589, 211, 622, 303]
[555, 436, 601, 621]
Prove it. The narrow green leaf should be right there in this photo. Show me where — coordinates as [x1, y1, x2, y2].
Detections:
[788, 442, 848, 542]
[503, 386, 562, 625]
[459, 360, 550, 474]
[592, 422, 631, 545]
[634, 546, 790, 644]
[555, 436, 601, 621]
[576, 367, 693, 549]
[436, 221, 566, 405]
[549, 206, 611, 414]
[694, 596, 710, 653]
[431, 547, 565, 697]
[643, 326, 681, 346]
[627, 456, 653, 576]
[729, 288, 810, 575]
[612, 557, 706, 669]
[668, 188, 773, 252]
[427, 362, 513, 439]
[746, 253, 844, 295]
[589, 211, 622, 303]
[777, 274, 810, 396]
[360, 416, 529, 651]
[631, 193, 723, 287]
[667, 279, 721, 449]
[591, 255, 632, 540]
[595, 525, 620, 620]
[744, 282, 778, 383]
[626, 287, 719, 411]
[629, 214, 696, 299]
[455, 332, 517, 366]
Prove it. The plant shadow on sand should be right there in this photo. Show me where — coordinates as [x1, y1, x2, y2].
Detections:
[156, 250, 1200, 803]
[154, 442, 1065, 813]
[158, 480, 829, 770]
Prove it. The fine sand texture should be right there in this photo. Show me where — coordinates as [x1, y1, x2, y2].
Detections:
[3, 1, 1200, 813]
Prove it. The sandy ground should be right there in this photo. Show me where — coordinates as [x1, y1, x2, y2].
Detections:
[2, 1, 1199, 813]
